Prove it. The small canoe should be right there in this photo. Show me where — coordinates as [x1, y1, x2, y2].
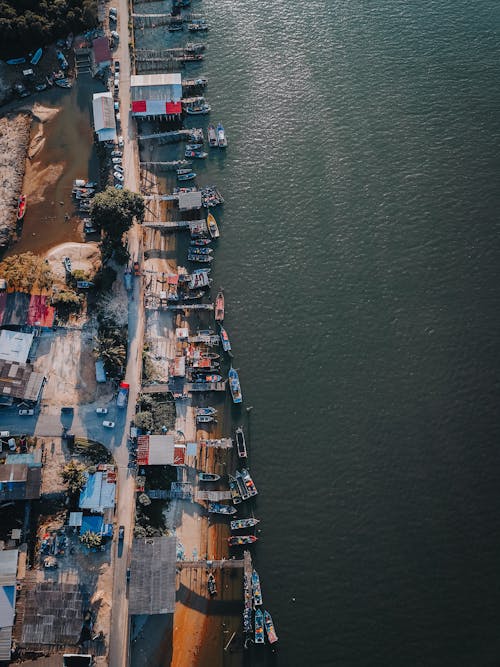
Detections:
[6, 57, 26, 65]
[199, 472, 220, 482]
[215, 288, 224, 322]
[17, 195, 27, 220]
[177, 172, 197, 181]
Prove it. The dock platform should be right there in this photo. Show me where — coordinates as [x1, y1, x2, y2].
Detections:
[177, 559, 244, 570]
[168, 303, 214, 311]
[186, 381, 227, 392]
[195, 490, 232, 501]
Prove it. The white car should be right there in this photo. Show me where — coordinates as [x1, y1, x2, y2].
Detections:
[19, 409, 34, 416]
[103, 420, 115, 428]
[114, 101, 119, 111]
[96, 408, 108, 414]
[114, 165, 124, 173]
[111, 150, 122, 157]
[112, 157, 122, 164]
[118, 136, 124, 147]
[114, 172, 124, 181]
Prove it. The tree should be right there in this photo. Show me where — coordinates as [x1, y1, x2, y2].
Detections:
[138, 493, 151, 506]
[80, 531, 103, 549]
[0, 252, 54, 293]
[91, 188, 144, 244]
[51, 290, 82, 318]
[60, 460, 87, 495]
[134, 411, 154, 432]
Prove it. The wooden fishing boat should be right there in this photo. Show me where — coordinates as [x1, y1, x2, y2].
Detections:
[207, 124, 217, 147]
[219, 325, 231, 352]
[264, 610, 278, 644]
[254, 609, 265, 643]
[216, 122, 228, 148]
[207, 212, 219, 239]
[252, 570, 263, 606]
[215, 288, 224, 322]
[235, 426, 247, 458]
[198, 472, 220, 482]
[230, 517, 259, 530]
[17, 195, 27, 220]
[228, 535, 258, 546]
[177, 172, 197, 181]
[207, 573, 217, 595]
[208, 502, 236, 515]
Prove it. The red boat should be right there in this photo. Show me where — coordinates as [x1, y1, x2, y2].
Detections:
[215, 288, 224, 322]
[17, 195, 27, 220]
[227, 535, 258, 546]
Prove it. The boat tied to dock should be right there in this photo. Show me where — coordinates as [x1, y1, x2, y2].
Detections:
[235, 426, 247, 458]
[252, 569, 262, 606]
[254, 608, 265, 643]
[208, 502, 236, 515]
[228, 535, 258, 546]
[228, 366, 242, 403]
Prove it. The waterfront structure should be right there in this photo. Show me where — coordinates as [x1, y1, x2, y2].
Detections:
[0, 360, 45, 404]
[128, 536, 176, 615]
[78, 470, 116, 512]
[130, 73, 183, 119]
[0, 463, 42, 502]
[136, 434, 186, 465]
[92, 92, 117, 143]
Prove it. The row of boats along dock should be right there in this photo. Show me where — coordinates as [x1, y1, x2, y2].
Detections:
[133, 0, 278, 651]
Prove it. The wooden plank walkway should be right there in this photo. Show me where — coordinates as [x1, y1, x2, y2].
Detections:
[177, 559, 244, 570]
[198, 438, 233, 449]
[139, 128, 203, 142]
[195, 490, 232, 501]
[140, 160, 192, 171]
[168, 303, 214, 311]
[143, 219, 207, 233]
[141, 384, 171, 394]
[186, 381, 227, 392]
[188, 334, 220, 345]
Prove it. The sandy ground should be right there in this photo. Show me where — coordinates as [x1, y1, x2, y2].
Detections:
[0, 113, 31, 247]
[45, 241, 101, 282]
[35, 328, 99, 405]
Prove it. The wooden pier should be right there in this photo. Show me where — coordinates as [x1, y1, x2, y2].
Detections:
[188, 334, 220, 345]
[198, 438, 233, 449]
[195, 490, 232, 501]
[138, 128, 203, 143]
[182, 78, 208, 89]
[186, 381, 227, 392]
[142, 219, 208, 234]
[177, 559, 245, 570]
[141, 384, 171, 394]
[132, 12, 205, 27]
[168, 303, 214, 311]
[140, 160, 192, 171]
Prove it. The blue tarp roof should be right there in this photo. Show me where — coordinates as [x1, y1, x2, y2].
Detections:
[79, 472, 116, 511]
[81, 515, 104, 535]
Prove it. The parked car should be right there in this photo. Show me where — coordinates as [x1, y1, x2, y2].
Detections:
[96, 408, 108, 414]
[126, 568, 131, 583]
[111, 150, 122, 157]
[118, 135, 124, 148]
[19, 409, 34, 416]
[118, 525, 125, 541]
[102, 420, 115, 428]
[114, 101, 119, 111]
[114, 60, 120, 71]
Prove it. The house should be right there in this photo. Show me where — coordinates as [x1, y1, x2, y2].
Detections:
[92, 92, 116, 142]
[0, 329, 35, 364]
[0, 463, 42, 501]
[136, 434, 186, 466]
[79, 470, 116, 512]
[130, 73, 182, 119]
[0, 359, 45, 404]
[91, 37, 112, 72]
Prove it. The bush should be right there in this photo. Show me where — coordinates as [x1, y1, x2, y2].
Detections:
[60, 460, 87, 495]
[93, 266, 117, 292]
[91, 188, 145, 245]
[80, 531, 102, 549]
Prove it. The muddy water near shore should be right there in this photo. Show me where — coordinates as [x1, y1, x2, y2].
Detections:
[7, 78, 105, 256]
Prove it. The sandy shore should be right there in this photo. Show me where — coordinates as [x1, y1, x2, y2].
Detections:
[45, 241, 101, 282]
[0, 113, 31, 247]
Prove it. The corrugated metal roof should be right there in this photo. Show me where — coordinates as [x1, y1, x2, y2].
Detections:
[128, 536, 176, 615]
[0, 625, 12, 661]
[131, 73, 181, 87]
[130, 73, 182, 102]
[92, 92, 115, 132]
[79, 471, 115, 511]
[0, 330, 34, 364]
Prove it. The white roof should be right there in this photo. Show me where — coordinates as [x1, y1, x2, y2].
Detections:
[148, 434, 176, 465]
[92, 92, 116, 141]
[131, 73, 181, 87]
[0, 330, 34, 364]
[0, 548, 17, 654]
[130, 73, 182, 102]
[69, 511, 83, 527]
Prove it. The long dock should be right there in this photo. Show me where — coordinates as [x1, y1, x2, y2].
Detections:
[186, 381, 227, 392]
[198, 438, 233, 449]
[142, 219, 208, 233]
[195, 490, 232, 501]
[140, 160, 192, 171]
[168, 303, 214, 311]
[138, 129, 203, 143]
[132, 12, 205, 26]
[177, 559, 244, 570]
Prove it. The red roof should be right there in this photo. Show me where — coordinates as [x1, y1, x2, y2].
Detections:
[92, 37, 111, 64]
[131, 100, 146, 113]
[166, 101, 181, 114]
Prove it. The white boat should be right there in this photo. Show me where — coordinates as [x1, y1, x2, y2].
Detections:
[216, 122, 227, 148]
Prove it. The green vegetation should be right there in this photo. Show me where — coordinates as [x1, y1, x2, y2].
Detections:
[80, 530, 103, 549]
[92, 266, 117, 292]
[91, 188, 144, 261]
[135, 393, 176, 434]
[0, 251, 53, 293]
[70, 437, 113, 464]
[95, 326, 127, 378]
[0, 0, 98, 58]
[60, 459, 87, 495]
[51, 289, 82, 318]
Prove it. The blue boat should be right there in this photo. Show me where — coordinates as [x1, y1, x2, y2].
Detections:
[30, 48, 43, 66]
[219, 325, 231, 352]
[6, 57, 26, 65]
[228, 366, 242, 404]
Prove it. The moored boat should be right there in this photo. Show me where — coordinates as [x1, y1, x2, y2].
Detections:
[215, 288, 224, 322]
[208, 502, 236, 515]
[236, 468, 258, 499]
[17, 195, 27, 220]
[230, 517, 259, 531]
[198, 472, 220, 482]
[190, 238, 212, 246]
[196, 415, 216, 424]
[235, 426, 247, 458]
[217, 122, 228, 148]
[264, 610, 278, 644]
[207, 212, 220, 239]
[227, 535, 258, 546]
[207, 573, 217, 595]
[187, 253, 213, 263]
[228, 366, 242, 403]
[30, 48, 43, 66]
[207, 124, 217, 147]
[185, 150, 208, 159]
[254, 609, 265, 643]
[177, 172, 197, 181]
[196, 407, 217, 416]
[54, 78, 72, 88]
[63, 256, 72, 273]
[252, 570, 263, 606]
[219, 326, 231, 353]
[185, 103, 211, 115]
[228, 475, 242, 505]
[189, 246, 212, 255]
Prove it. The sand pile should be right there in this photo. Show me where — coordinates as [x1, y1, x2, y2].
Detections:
[45, 241, 101, 282]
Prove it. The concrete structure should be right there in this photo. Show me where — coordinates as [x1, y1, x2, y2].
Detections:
[0, 549, 18, 662]
[136, 434, 186, 466]
[0, 330, 34, 364]
[130, 73, 182, 118]
[91, 36, 112, 71]
[177, 190, 202, 211]
[92, 92, 117, 142]
[0, 360, 45, 403]
[79, 470, 116, 512]
[128, 536, 176, 615]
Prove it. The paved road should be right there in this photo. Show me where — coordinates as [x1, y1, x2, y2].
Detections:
[108, 1, 145, 665]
